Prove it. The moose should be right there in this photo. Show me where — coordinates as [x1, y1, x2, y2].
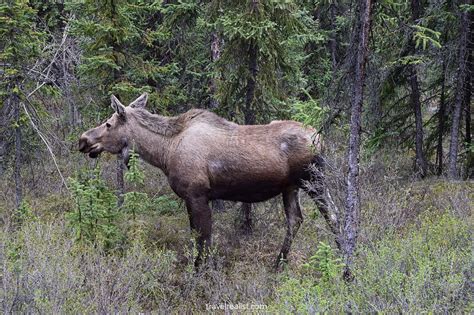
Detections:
[79, 93, 337, 268]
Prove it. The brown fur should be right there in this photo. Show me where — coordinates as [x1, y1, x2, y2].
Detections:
[79, 93, 330, 268]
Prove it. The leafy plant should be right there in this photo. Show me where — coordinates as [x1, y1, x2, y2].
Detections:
[14, 200, 34, 226]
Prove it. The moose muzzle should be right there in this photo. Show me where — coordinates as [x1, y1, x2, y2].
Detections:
[78, 135, 103, 158]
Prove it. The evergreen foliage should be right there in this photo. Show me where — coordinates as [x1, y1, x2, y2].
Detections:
[123, 149, 148, 220]
[68, 167, 121, 249]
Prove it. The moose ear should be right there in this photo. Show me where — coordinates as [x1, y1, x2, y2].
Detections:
[111, 95, 126, 117]
[129, 92, 148, 109]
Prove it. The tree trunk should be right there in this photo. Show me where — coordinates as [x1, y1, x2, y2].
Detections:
[244, 42, 258, 125]
[436, 59, 447, 175]
[465, 78, 472, 147]
[409, 66, 427, 177]
[328, 2, 337, 70]
[12, 92, 23, 209]
[464, 16, 472, 148]
[409, 0, 427, 178]
[63, 49, 78, 132]
[0, 139, 5, 177]
[0, 98, 9, 177]
[110, 0, 126, 206]
[60, 26, 79, 133]
[448, 4, 470, 179]
[463, 23, 472, 178]
[342, 0, 372, 281]
[209, 31, 226, 212]
[465, 86, 472, 179]
[239, 41, 259, 230]
[209, 31, 221, 110]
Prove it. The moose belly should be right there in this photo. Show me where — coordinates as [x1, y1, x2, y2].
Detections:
[205, 154, 307, 202]
[208, 164, 293, 202]
[209, 179, 285, 203]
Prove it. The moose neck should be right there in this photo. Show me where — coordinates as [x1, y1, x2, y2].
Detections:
[128, 119, 175, 175]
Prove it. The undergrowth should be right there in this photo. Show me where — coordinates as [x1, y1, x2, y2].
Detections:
[271, 212, 472, 313]
[0, 152, 472, 313]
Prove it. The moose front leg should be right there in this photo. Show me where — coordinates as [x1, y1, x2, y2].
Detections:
[185, 195, 212, 267]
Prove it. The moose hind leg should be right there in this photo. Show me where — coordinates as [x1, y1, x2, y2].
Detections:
[275, 187, 303, 269]
[185, 196, 212, 267]
[240, 202, 252, 234]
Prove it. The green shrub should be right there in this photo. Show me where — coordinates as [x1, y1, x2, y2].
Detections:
[123, 149, 149, 220]
[273, 242, 347, 314]
[67, 166, 122, 249]
[13, 200, 34, 226]
[271, 212, 472, 313]
[150, 194, 180, 215]
[302, 241, 344, 282]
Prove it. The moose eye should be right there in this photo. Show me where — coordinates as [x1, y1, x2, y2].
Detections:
[106, 122, 111, 128]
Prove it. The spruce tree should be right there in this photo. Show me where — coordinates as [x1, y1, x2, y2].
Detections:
[69, 0, 162, 205]
[0, 1, 44, 208]
[212, 0, 310, 123]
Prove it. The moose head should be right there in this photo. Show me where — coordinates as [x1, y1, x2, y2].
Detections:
[78, 93, 148, 163]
